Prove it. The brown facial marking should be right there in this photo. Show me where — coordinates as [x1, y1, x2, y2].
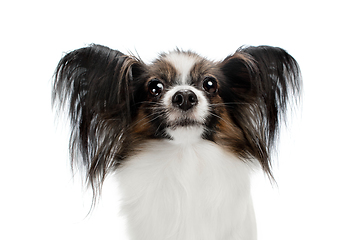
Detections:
[148, 59, 178, 84]
[213, 110, 247, 155]
[132, 108, 152, 135]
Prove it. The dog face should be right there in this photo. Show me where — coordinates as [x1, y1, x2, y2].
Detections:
[131, 51, 226, 142]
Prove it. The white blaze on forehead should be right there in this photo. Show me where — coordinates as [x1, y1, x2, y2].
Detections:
[163, 52, 200, 84]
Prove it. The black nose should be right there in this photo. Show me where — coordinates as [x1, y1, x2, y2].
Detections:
[172, 90, 198, 111]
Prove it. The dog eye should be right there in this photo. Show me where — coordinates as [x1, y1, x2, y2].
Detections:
[148, 79, 164, 96]
[202, 77, 218, 94]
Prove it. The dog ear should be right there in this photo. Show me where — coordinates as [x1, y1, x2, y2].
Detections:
[53, 44, 144, 196]
[219, 46, 301, 177]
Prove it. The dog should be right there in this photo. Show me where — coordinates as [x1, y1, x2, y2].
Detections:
[53, 44, 301, 240]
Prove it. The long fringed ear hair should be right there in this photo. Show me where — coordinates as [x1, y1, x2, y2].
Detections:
[218, 46, 301, 179]
[53, 44, 145, 202]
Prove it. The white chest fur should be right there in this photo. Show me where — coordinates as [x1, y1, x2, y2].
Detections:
[116, 138, 257, 240]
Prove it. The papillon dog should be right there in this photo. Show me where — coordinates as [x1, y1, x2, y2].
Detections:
[53, 44, 301, 240]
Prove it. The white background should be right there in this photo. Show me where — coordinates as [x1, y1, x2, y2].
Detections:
[1, 0, 359, 239]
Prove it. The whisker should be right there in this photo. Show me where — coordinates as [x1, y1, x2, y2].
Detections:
[133, 101, 163, 108]
[208, 112, 236, 128]
[209, 102, 251, 107]
[154, 120, 167, 136]
[130, 112, 161, 128]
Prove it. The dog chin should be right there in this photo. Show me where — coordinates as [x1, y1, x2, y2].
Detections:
[166, 123, 205, 144]
[168, 118, 203, 128]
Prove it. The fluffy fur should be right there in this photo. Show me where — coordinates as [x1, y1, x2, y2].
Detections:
[53, 44, 301, 239]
